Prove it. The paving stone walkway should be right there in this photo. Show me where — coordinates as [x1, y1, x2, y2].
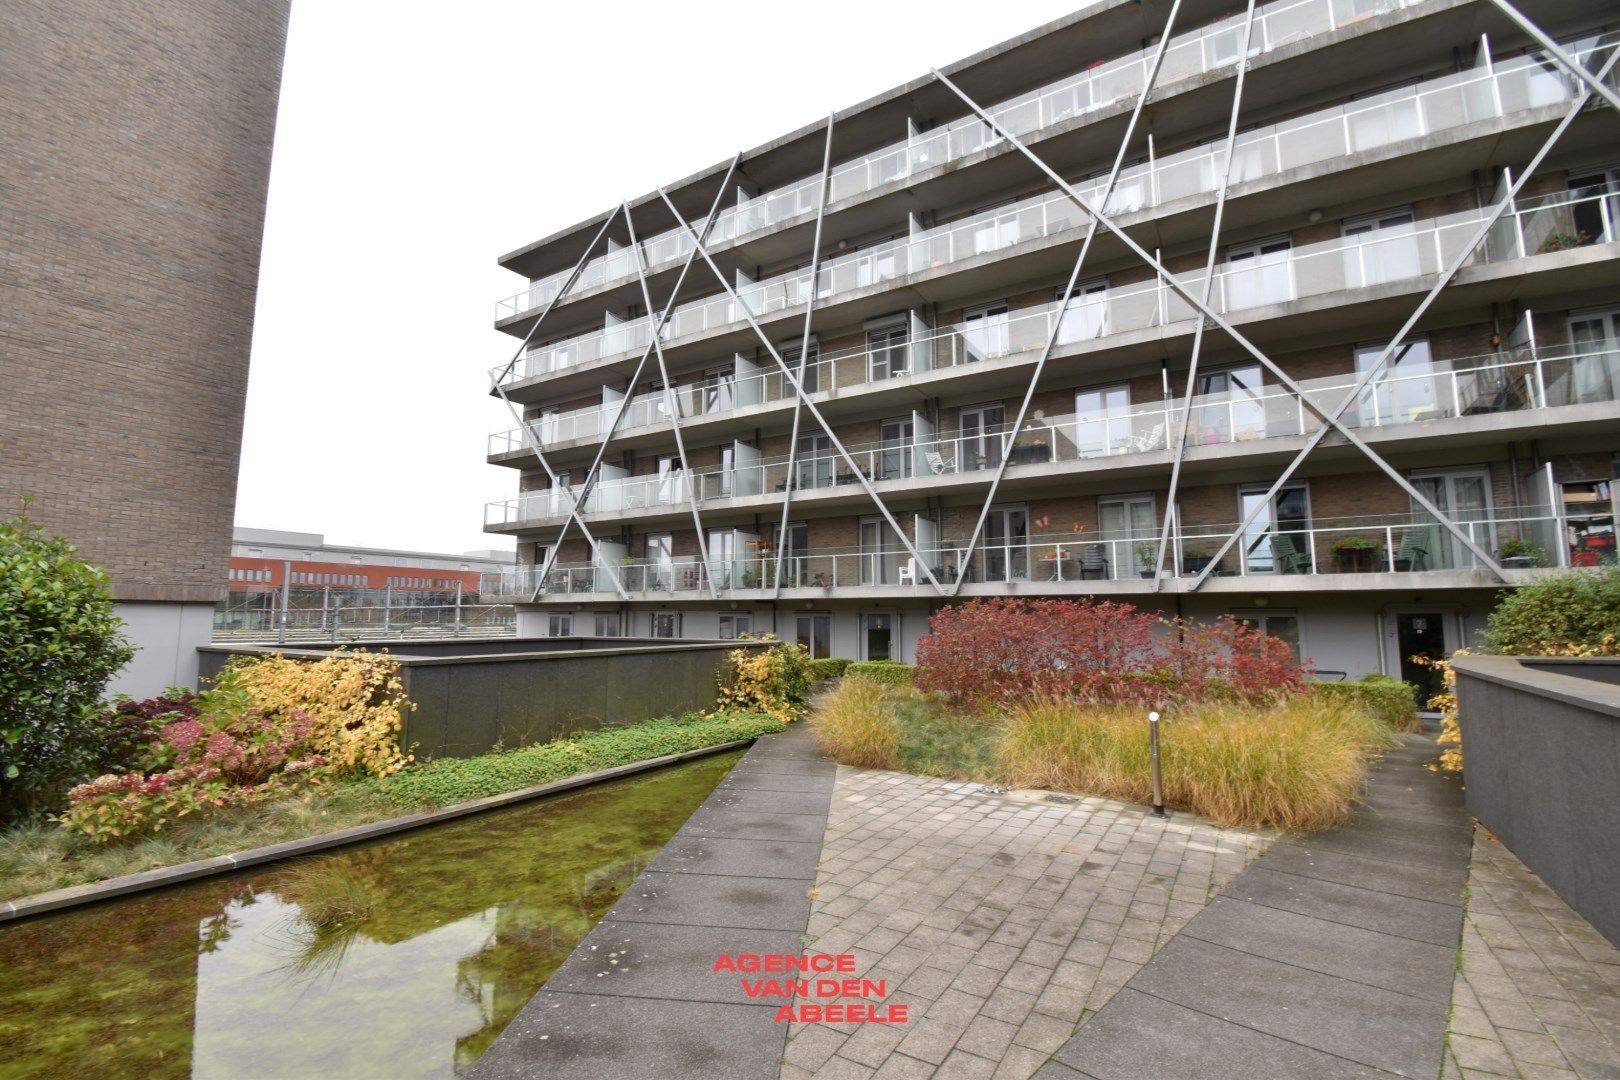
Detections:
[783, 769, 1271, 1079]
[1443, 826, 1620, 1079]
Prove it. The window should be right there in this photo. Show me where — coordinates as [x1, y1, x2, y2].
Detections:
[1097, 495, 1156, 580]
[1234, 612, 1302, 664]
[1565, 306, 1620, 405]
[1074, 386, 1130, 456]
[783, 338, 821, 394]
[782, 522, 810, 586]
[697, 368, 733, 414]
[859, 518, 902, 586]
[652, 612, 682, 639]
[962, 302, 1011, 361]
[879, 417, 913, 480]
[1239, 484, 1312, 575]
[982, 506, 1030, 583]
[1225, 236, 1292, 308]
[1354, 336, 1436, 425]
[547, 613, 573, 636]
[863, 613, 895, 662]
[1342, 207, 1418, 286]
[1057, 279, 1110, 342]
[646, 533, 674, 589]
[1410, 468, 1493, 571]
[1567, 167, 1620, 247]
[593, 613, 621, 637]
[796, 613, 833, 659]
[959, 403, 1005, 471]
[718, 613, 751, 639]
[867, 324, 909, 380]
[1194, 364, 1265, 442]
[796, 433, 833, 490]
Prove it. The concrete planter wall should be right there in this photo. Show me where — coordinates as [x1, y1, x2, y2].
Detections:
[1452, 655, 1620, 946]
[197, 637, 769, 759]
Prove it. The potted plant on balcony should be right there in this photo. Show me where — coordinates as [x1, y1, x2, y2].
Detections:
[1498, 538, 1548, 569]
[1136, 541, 1158, 578]
[1331, 535, 1379, 573]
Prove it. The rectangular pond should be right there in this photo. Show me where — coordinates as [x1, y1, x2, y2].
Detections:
[0, 749, 742, 1077]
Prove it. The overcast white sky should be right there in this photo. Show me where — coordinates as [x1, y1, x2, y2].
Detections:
[235, 1, 1085, 556]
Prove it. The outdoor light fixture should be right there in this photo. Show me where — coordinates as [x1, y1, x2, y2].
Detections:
[1307, 208, 1325, 222]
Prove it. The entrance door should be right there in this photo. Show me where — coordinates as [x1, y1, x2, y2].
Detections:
[1075, 385, 1130, 456]
[864, 614, 894, 661]
[1239, 484, 1312, 575]
[647, 533, 673, 590]
[1410, 469, 1492, 570]
[1098, 495, 1155, 580]
[962, 302, 1011, 361]
[879, 417, 914, 480]
[1195, 364, 1266, 442]
[1395, 612, 1448, 709]
[983, 506, 1030, 582]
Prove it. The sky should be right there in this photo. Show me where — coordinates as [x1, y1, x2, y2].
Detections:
[235, 1, 1085, 556]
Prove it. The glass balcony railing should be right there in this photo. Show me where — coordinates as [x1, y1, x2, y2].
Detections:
[483, 505, 1567, 598]
[485, 341, 1620, 526]
[491, 177, 1620, 456]
[495, 0, 1429, 322]
[496, 34, 1616, 389]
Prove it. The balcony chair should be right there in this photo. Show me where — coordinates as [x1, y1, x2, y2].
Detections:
[1394, 528, 1431, 572]
[1129, 423, 1167, 453]
[1268, 533, 1312, 575]
[926, 451, 952, 474]
[1079, 544, 1109, 580]
[898, 558, 917, 586]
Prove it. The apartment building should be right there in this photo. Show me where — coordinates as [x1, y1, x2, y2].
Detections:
[483, 0, 1620, 693]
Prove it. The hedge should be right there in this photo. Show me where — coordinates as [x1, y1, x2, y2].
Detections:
[1311, 675, 1419, 732]
[377, 710, 785, 807]
[807, 658, 851, 680]
[847, 660, 915, 688]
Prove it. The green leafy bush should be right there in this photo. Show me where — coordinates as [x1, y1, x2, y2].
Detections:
[846, 660, 915, 688]
[0, 517, 134, 820]
[1311, 675, 1419, 732]
[378, 711, 785, 807]
[1483, 566, 1620, 656]
[807, 658, 851, 681]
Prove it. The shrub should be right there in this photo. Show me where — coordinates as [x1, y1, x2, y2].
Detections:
[378, 711, 784, 807]
[807, 657, 850, 681]
[225, 650, 413, 779]
[810, 679, 898, 770]
[1483, 566, 1620, 656]
[915, 599, 1309, 710]
[93, 689, 202, 773]
[846, 660, 914, 688]
[1311, 675, 1419, 733]
[999, 695, 1397, 830]
[0, 517, 135, 820]
[716, 641, 812, 721]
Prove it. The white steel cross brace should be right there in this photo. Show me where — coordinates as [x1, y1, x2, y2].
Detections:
[653, 187, 950, 595]
[931, 66, 1511, 586]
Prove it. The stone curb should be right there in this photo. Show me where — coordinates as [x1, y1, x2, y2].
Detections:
[0, 739, 754, 926]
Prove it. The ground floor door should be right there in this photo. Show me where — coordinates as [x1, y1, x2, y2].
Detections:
[796, 613, 832, 659]
[1390, 610, 1451, 709]
[863, 613, 894, 661]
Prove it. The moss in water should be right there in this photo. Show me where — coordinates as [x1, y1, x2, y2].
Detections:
[0, 749, 742, 1080]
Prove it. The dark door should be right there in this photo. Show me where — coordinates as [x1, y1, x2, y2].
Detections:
[865, 614, 892, 662]
[1396, 612, 1447, 709]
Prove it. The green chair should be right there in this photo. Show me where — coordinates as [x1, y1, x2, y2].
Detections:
[1394, 527, 1431, 571]
[1269, 533, 1312, 575]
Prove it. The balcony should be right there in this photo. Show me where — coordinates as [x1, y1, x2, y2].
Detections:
[494, 36, 1617, 393]
[484, 505, 1567, 601]
[484, 341, 1620, 529]
[494, 0, 1432, 325]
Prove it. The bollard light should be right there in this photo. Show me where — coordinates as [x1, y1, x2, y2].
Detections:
[1148, 710, 1167, 819]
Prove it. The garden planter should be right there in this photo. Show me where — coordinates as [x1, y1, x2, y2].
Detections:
[1334, 548, 1377, 573]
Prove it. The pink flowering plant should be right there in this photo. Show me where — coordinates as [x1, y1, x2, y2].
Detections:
[60, 668, 328, 843]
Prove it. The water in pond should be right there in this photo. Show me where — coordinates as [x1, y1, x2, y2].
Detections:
[0, 749, 741, 1079]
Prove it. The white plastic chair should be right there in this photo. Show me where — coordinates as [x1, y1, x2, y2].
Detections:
[897, 558, 917, 586]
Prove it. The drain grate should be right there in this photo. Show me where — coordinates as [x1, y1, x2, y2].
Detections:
[1042, 793, 1079, 805]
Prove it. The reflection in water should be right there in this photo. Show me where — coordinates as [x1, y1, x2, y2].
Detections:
[0, 750, 740, 1079]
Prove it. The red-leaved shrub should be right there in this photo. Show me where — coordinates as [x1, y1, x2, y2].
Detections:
[915, 599, 1309, 711]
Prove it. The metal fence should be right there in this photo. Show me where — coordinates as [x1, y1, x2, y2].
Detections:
[213, 587, 516, 644]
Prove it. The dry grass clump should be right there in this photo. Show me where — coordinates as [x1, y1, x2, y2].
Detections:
[999, 695, 1398, 830]
[275, 856, 379, 930]
[811, 677, 899, 770]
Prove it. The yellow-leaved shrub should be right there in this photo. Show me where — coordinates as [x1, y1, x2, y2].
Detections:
[226, 649, 413, 778]
[715, 640, 812, 722]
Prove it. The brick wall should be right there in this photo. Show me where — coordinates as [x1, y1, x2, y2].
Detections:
[0, 0, 290, 604]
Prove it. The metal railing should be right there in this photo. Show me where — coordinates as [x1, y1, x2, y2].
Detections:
[496, 0, 1428, 322]
[485, 506, 1568, 598]
[214, 588, 517, 643]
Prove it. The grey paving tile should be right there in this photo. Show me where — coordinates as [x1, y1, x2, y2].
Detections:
[1130, 936, 1448, 1076]
[706, 788, 835, 816]
[544, 921, 806, 1004]
[1183, 897, 1458, 1001]
[607, 869, 812, 930]
[1054, 989, 1394, 1080]
[1261, 840, 1467, 906]
[1222, 866, 1464, 948]
[651, 833, 822, 879]
[467, 992, 781, 1079]
[678, 805, 829, 843]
